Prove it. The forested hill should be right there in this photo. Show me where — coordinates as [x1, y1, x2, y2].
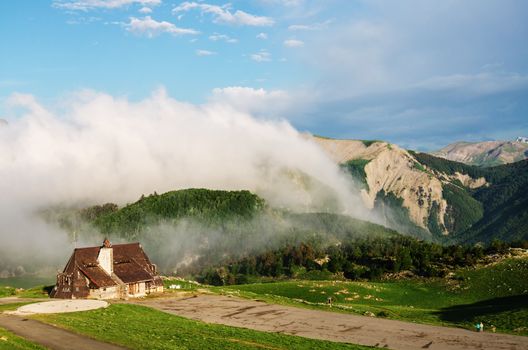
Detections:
[62, 188, 400, 273]
[85, 189, 266, 235]
[455, 160, 528, 243]
[394, 153, 528, 243]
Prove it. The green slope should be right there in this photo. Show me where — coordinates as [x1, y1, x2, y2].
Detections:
[93, 189, 265, 236]
[217, 256, 528, 335]
[456, 160, 528, 243]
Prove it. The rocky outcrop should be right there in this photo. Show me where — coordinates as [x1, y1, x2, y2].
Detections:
[312, 137, 449, 233]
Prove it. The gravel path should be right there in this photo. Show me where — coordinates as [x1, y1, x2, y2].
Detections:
[138, 294, 528, 350]
[0, 314, 127, 350]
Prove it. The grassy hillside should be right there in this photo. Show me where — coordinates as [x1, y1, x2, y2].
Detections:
[341, 159, 370, 190]
[217, 256, 528, 335]
[449, 159, 528, 243]
[442, 183, 483, 234]
[33, 304, 369, 350]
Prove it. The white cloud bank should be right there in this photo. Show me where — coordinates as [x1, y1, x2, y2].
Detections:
[125, 16, 199, 37]
[0, 88, 366, 268]
[173, 2, 274, 26]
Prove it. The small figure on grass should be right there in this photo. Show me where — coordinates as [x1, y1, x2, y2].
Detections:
[327, 297, 333, 307]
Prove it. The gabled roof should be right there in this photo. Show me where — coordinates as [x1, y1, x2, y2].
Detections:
[64, 241, 159, 287]
[79, 265, 117, 288]
[114, 260, 154, 283]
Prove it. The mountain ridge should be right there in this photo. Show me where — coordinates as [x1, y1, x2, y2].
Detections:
[431, 140, 528, 167]
[311, 135, 527, 243]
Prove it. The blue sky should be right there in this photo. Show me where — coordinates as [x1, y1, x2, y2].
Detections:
[1, 0, 528, 150]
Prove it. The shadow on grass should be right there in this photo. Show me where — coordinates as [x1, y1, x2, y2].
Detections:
[43, 285, 54, 295]
[435, 295, 528, 323]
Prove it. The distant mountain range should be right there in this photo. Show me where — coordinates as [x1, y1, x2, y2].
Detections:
[313, 136, 528, 244]
[431, 139, 528, 167]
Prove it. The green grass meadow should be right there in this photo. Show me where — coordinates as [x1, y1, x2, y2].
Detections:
[216, 257, 528, 335]
[34, 304, 371, 350]
[0, 328, 46, 350]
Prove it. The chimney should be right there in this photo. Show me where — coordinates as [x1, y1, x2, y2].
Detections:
[97, 238, 113, 275]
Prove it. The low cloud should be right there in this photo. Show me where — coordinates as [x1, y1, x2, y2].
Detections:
[173, 2, 274, 26]
[256, 32, 268, 40]
[125, 16, 199, 37]
[0, 88, 366, 269]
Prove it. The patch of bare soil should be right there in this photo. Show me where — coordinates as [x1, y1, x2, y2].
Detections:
[136, 294, 528, 350]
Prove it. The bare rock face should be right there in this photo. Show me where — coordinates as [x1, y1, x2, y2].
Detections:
[312, 136, 487, 235]
[432, 140, 528, 166]
[313, 137, 448, 233]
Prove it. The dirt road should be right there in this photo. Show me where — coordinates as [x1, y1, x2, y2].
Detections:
[139, 294, 528, 350]
[0, 314, 127, 350]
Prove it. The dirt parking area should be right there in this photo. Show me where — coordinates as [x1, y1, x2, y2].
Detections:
[138, 294, 528, 350]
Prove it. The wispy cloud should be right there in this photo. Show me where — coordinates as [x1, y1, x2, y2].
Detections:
[125, 16, 199, 37]
[256, 32, 268, 40]
[138, 6, 152, 13]
[288, 20, 331, 31]
[209, 33, 237, 43]
[53, 0, 161, 11]
[250, 50, 271, 62]
[260, 0, 304, 6]
[196, 49, 217, 56]
[173, 2, 274, 26]
[283, 39, 304, 47]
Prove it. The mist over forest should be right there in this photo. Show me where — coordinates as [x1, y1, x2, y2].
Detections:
[0, 90, 376, 276]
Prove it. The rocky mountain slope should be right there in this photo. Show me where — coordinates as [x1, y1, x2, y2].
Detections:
[432, 140, 528, 167]
[312, 136, 527, 243]
[313, 138, 452, 237]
